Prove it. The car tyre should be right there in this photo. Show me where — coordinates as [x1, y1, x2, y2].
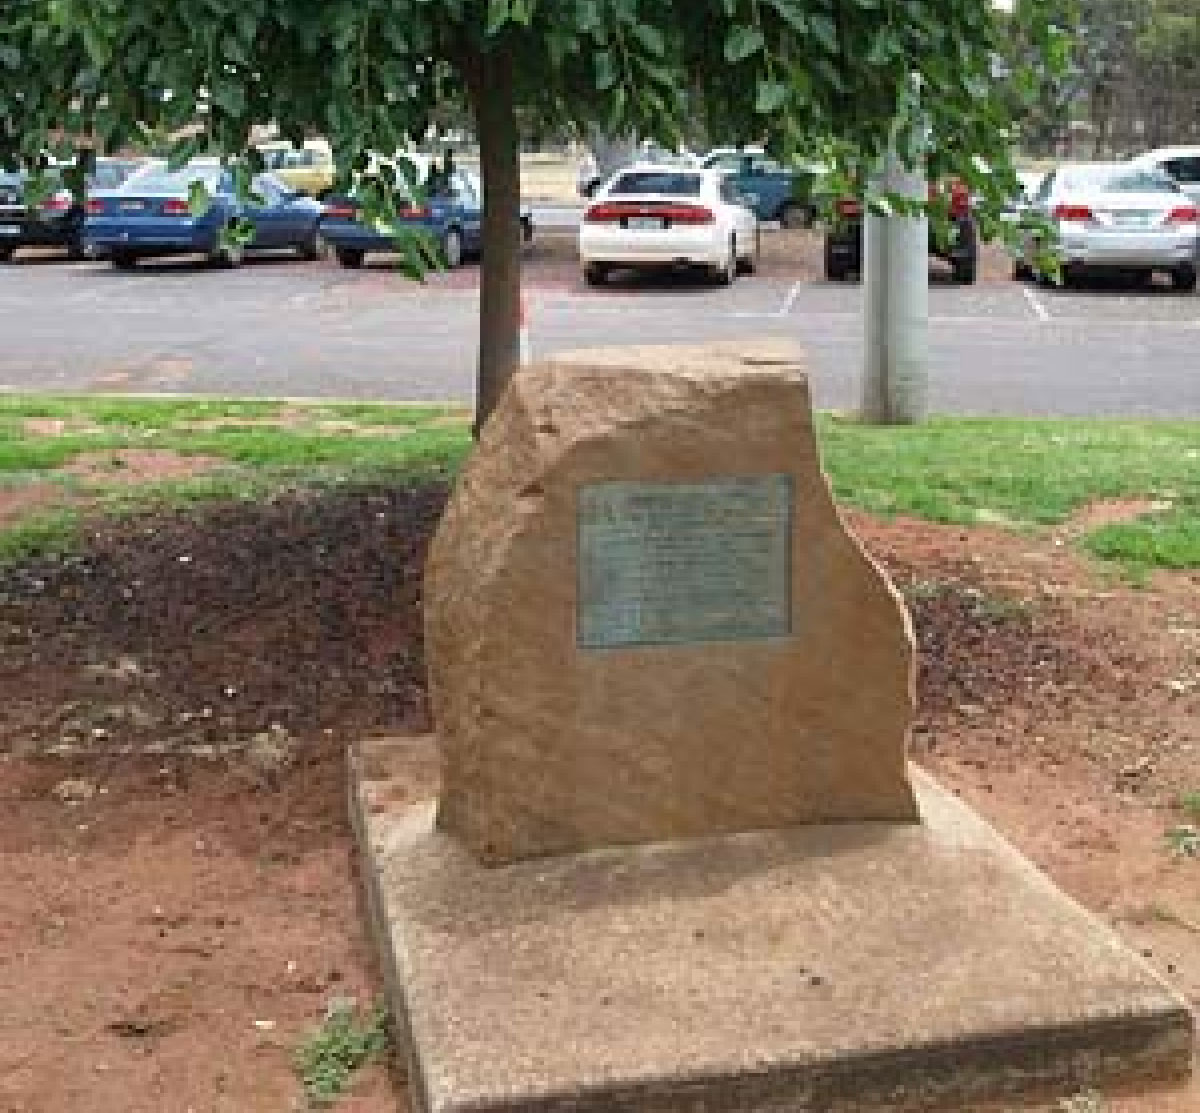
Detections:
[0, 246, 14, 263]
[1012, 258, 1032, 281]
[66, 239, 87, 262]
[297, 232, 324, 262]
[111, 250, 138, 271]
[583, 262, 610, 287]
[1171, 264, 1197, 293]
[711, 239, 737, 286]
[335, 247, 365, 269]
[442, 227, 464, 269]
[737, 228, 760, 275]
[823, 236, 848, 281]
[209, 240, 245, 269]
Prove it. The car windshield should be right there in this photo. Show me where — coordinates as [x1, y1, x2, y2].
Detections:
[1062, 166, 1180, 194]
[125, 165, 225, 193]
[89, 162, 136, 190]
[608, 171, 702, 197]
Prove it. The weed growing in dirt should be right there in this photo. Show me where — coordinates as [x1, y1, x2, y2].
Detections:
[1057, 1090, 1107, 1112]
[1180, 793, 1200, 820]
[1164, 825, 1200, 857]
[294, 999, 389, 1106]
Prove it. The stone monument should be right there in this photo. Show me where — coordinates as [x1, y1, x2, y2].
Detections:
[425, 342, 917, 864]
[351, 341, 1192, 1113]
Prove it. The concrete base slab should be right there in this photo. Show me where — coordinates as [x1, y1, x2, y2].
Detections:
[350, 737, 1193, 1113]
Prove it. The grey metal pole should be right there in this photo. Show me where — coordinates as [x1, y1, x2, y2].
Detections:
[860, 147, 929, 424]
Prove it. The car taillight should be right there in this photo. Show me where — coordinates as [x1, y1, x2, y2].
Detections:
[584, 203, 626, 223]
[1167, 205, 1199, 224]
[399, 205, 431, 219]
[322, 203, 358, 220]
[40, 193, 71, 212]
[161, 198, 191, 216]
[1053, 204, 1093, 222]
[948, 181, 970, 218]
[86, 198, 106, 215]
[658, 204, 713, 224]
[836, 198, 862, 218]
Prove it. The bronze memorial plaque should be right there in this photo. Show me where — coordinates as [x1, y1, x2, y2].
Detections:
[577, 475, 792, 649]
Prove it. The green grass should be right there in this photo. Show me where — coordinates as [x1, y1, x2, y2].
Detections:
[815, 415, 1200, 569]
[294, 1000, 389, 1107]
[0, 396, 1196, 572]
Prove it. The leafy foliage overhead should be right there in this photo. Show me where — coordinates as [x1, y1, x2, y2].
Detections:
[3, 0, 1065, 216]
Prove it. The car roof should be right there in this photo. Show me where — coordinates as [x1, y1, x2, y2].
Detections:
[1133, 146, 1200, 161]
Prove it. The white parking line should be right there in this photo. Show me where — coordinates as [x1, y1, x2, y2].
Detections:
[1021, 285, 1051, 322]
[778, 280, 803, 318]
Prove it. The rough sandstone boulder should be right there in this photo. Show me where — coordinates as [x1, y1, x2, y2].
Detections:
[426, 342, 919, 865]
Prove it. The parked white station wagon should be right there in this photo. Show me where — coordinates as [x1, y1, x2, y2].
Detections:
[578, 165, 758, 287]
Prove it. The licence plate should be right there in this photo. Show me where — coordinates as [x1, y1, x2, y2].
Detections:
[120, 200, 146, 212]
[626, 216, 664, 230]
[0, 224, 20, 235]
[1111, 211, 1150, 227]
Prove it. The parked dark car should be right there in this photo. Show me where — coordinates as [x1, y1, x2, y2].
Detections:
[824, 179, 979, 284]
[0, 157, 141, 262]
[320, 163, 532, 269]
[700, 148, 823, 227]
[85, 160, 324, 269]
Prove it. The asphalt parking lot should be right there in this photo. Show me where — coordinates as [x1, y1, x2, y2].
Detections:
[2, 229, 1198, 417]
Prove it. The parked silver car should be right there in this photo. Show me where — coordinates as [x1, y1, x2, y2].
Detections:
[1015, 162, 1199, 291]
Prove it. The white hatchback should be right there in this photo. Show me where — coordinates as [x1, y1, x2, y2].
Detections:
[578, 165, 759, 286]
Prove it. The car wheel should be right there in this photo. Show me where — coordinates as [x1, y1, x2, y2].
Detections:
[209, 240, 244, 268]
[1012, 258, 1032, 281]
[442, 228, 464, 269]
[823, 236, 848, 281]
[297, 231, 324, 262]
[66, 239, 87, 262]
[519, 216, 534, 247]
[952, 254, 977, 285]
[711, 239, 737, 286]
[779, 202, 813, 229]
[0, 246, 14, 263]
[1171, 264, 1197, 293]
[335, 247, 365, 268]
[583, 263, 610, 287]
[737, 229, 760, 275]
[111, 250, 138, 271]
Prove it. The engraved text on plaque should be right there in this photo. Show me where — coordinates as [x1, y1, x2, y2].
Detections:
[577, 475, 792, 648]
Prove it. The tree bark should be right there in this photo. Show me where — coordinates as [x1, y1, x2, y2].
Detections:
[468, 43, 521, 439]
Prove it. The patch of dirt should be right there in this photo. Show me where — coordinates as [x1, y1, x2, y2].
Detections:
[1, 486, 1198, 1111]
[60, 449, 231, 487]
[1058, 496, 1172, 539]
[0, 481, 65, 530]
[21, 417, 105, 438]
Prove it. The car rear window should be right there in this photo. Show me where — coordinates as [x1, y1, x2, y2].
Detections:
[1062, 167, 1180, 194]
[125, 165, 225, 192]
[609, 172, 702, 197]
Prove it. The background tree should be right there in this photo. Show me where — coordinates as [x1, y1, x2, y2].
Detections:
[2, 0, 1064, 430]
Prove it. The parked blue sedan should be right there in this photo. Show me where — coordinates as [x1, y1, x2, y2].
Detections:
[319, 166, 532, 269]
[85, 160, 323, 269]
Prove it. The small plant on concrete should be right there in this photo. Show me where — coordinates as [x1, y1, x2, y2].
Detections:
[1058, 1089, 1107, 1113]
[294, 998, 389, 1107]
[1179, 791, 1200, 820]
[1164, 824, 1200, 858]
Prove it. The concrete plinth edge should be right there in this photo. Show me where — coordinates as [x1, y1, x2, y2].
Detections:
[349, 737, 1193, 1113]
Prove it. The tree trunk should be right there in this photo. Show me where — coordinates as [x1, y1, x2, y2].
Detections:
[468, 44, 521, 439]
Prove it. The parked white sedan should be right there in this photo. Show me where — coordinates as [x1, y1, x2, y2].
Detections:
[578, 165, 758, 286]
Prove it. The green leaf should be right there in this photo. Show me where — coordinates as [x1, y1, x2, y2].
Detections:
[187, 179, 211, 217]
[725, 25, 765, 63]
[594, 48, 616, 90]
[629, 22, 665, 56]
[755, 78, 788, 114]
[809, 14, 837, 53]
[485, 0, 511, 35]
